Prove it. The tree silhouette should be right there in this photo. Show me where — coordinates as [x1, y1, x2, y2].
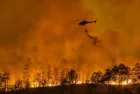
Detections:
[111, 64, 130, 85]
[33, 72, 42, 87]
[47, 65, 54, 85]
[67, 69, 78, 84]
[14, 80, 23, 90]
[41, 71, 47, 87]
[23, 64, 30, 88]
[111, 64, 119, 82]
[132, 62, 140, 83]
[60, 68, 69, 84]
[118, 64, 130, 85]
[125, 66, 131, 84]
[60, 77, 69, 85]
[2, 72, 10, 91]
[0, 73, 2, 89]
[33, 71, 48, 87]
[100, 68, 112, 84]
[53, 66, 60, 85]
[90, 71, 103, 84]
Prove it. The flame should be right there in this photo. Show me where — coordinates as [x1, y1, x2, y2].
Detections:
[31, 82, 39, 88]
[110, 79, 132, 85]
[77, 81, 82, 84]
[110, 81, 119, 85]
[48, 84, 55, 87]
[122, 79, 132, 85]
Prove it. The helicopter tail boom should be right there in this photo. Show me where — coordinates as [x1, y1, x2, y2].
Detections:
[93, 19, 97, 23]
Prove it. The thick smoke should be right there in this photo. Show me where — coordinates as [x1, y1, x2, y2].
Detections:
[0, 0, 140, 83]
[0, 0, 95, 83]
[85, 0, 140, 65]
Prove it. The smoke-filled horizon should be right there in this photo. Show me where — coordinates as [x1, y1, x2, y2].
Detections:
[0, 0, 140, 83]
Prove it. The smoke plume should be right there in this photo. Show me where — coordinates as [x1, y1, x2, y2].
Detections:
[0, 0, 140, 83]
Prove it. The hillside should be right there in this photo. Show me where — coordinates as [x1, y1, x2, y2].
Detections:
[1, 84, 140, 94]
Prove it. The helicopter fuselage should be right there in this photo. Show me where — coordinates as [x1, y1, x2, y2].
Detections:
[79, 20, 96, 26]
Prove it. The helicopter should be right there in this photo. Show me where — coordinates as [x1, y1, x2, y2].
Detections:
[79, 18, 97, 26]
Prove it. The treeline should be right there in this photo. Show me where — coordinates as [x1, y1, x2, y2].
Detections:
[90, 63, 140, 85]
[0, 63, 140, 92]
[0, 64, 79, 92]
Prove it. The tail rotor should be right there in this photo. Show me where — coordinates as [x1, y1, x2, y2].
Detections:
[93, 19, 97, 23]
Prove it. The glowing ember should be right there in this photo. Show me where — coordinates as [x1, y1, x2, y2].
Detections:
[122, 79, 132, 85]
[31, 82, 39, 88]
[48, 84, 54, 87]
[89, 81, 92, 84]
[110, 81, 119, 85]
[77, 81, 82, 84]
[110, 79, 132, 85]
[128, 79, 132, 83]
[122, 82, 127, 85]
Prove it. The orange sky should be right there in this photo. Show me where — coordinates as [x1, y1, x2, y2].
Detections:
[0, 0, 140, 82]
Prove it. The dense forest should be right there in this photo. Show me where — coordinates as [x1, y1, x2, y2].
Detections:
[0, 62, 140, 93]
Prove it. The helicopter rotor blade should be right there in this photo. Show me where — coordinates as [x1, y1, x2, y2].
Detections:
[83, 18, 86, 21]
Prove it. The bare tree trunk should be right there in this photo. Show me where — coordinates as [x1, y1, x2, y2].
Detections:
[78, 70, 80, 81]
[51, 77, 55, 85]
[127, 75, 129, 85]
[119, 74, 120, 85]
[83, 71, 85, 82]
[5, 80, 7, 92]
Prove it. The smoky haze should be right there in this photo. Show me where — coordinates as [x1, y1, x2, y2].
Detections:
[85, 0, 140, 65]
[0, 0, 140, 83]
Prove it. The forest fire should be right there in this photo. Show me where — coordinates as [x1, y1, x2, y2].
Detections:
[0, 63, 140, 92]
[77, 81, 82, 84]
[1, 0, 140, 94]
[122, 79, 132, 85]
[48, 84, 57, 87]
[110, 79, 132, 85]
[31, 82, 39, 88]
[110, 81, 118, 85]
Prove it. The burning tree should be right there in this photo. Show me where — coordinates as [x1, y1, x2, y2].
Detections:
[47, 65, 54, 85]
[60, 68, 69, 85]
[2, 72, 10, 91]
[41, 71, 47, 87]
[67, 69, 78, 84]
[105, 64, 130, 85]
[14, 80, 23, 90]
[117, 64, 130, 85]
[93, 64, 131, 85]
[1, 62, 140, 92]
[131, 63, 140, 83]
[33, 71, 48, 87]
[23, 64, 30, 88]
[0, 73, 2, 89]
[33, 72, 42, 87]
[90, 71, 103, 84]
[53, 66, 60, 85]
[100, 68, 113, 84]
[111, 64, 119, 82]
